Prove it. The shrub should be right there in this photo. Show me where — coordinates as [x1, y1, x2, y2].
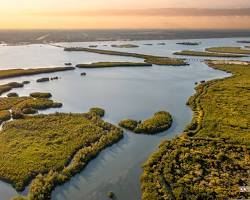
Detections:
[119, 119, 138, 131]
[30, 92, 52, 99]
[7, 92, 19, 97]
[89, 107, 105, 117]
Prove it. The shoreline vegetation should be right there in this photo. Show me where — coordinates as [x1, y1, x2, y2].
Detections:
[76, 62, 152, 68]
[111, 44, 139, 48]
[0, 67, 75, 80]
[119, 111, 172, 134]
[0, 105, 123, 200]
[206, 47, 250, 55]
[141, 60, 250, 199]
[174, 50, 247, 57]
[64, 47, 188, 66]
[0, 82, 24, 96]
[237, 40, 250, 44]
[176, 42, 200, 46]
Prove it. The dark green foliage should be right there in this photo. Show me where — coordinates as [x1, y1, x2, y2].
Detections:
[89, 107, 105, 117]
[141, 61, 250, 200]
[64, 47, 188, 66]
[176, 42, 200, 46]
[174, 50, 246, 57]
[206, 47, 250, 55]
[7, 92, 19, 97]
[1, 111, 123, 196]
[36, 77, 50, 82]
[30, 92, 52, 99]
[107, 191, 114, 198]
[0, 67, 75, 80]
[76, 62, 152, 68]
[141, 137, 250, 200]
[135, 111, 172, 134]
[22, 81, 30, 85]
[0, 110, 11, 124]
[111, 44, 139, 48]
[0, 82, 24, 95]
[119, 119, 139, 131]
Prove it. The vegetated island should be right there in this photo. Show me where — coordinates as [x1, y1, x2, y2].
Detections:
[206, 47, 250, 55]
[0, 67, 75, 80]
[0, 95, 123, 200]
[237, 40, 250, 44]
[0, 82, 24, 96]
[176, 42, 200, 46]
[141, 60, 250, 200]
[174, 50, 247, 58]
[76, 62, 152, 68]
[111, 44, 139, 48]
[119, 111, 172, 134]
[64, 47, 188, 66]
[30, 92, 52, 99]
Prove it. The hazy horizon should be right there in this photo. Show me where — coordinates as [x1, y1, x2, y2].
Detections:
[1, 0, 250, 29]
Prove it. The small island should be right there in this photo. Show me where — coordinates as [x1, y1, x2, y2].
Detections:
[30, 92, 52, 99]
[111, 44, 139, 48]
[64, 47, 188, 66]
[174, 50, 247, 57]
[76, 62, 152, 68]
[206, 47, 250, 55]
[0, 82, 24, 95]
[0, 67, 75, 80]
[237, 40, 250, 44]
[176, 42, 201, 45]
[119, 111, 172, 134]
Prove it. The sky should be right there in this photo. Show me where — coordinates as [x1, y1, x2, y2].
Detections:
[0, 0, 250, 29]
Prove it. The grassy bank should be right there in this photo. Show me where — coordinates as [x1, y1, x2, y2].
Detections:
[119, 111, 172, 134]
[141, 61, 250, 199]
[206, 47, 250, 55]
[64, 47, 188, 66]
[174, 50, 247, 57]
[76, 62, 152, 68]
[0, 67, 75, 80]
[111, 44, 139, 48]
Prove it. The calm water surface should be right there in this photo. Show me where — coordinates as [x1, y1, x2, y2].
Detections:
[0, 37, 249, 200]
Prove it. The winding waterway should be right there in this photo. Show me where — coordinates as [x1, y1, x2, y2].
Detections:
[0, 37, 249, 200]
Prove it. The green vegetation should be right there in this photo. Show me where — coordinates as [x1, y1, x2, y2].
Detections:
[176, 42, 200, 45]
[0, 110, 11, 124]
[107, 191, 115, 199]
[7, 92, 19, 97]
[30, 92, 52, 99]
[174, 50, 246, 57]
[76, 62, 152, 68]
[36, 77, 50, 82]
[5, 110, 123, 199]
[89, 107, 105, 117]
[141, 61, 250, 199]
[119, 111, 172, 134]
[22, 81, 30, 85]
[0, 67, 75, 80]
[237, 40, 250, 44]
[206, 47, 250, 55]
[135, 111, 172, 134]
[157, 43, 166, 45]
[0, 96, 62, 120]
[119, 119, 139, 131]
[0, 82, 24, 95]
[111, 44, 139, 48]
[64, 47, 188, 66]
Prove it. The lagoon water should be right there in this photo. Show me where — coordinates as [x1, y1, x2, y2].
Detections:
[0, 37, 249, 200]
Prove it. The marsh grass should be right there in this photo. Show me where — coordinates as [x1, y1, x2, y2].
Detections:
[174, 50, 246, 57]
[76, 62, 152, 68]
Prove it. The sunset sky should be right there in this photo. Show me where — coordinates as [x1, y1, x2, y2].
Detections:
[1, 0, 250, 29]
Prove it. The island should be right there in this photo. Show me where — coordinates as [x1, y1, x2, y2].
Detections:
[141, 60, 250, 200]
[111, 44, 139, 48]
[174, 50, 247, 57]
[119, 111, 172, 134]
[206, 47, 250, 55]
[0, 67, 75, 80]
[30, 92, 52, 99]
[176, 42, 200, 45]
[64, 47, 188, 66]
[76, 62, 152, 68]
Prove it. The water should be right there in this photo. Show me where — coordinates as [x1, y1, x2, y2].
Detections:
[0, 37, 249, 200]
